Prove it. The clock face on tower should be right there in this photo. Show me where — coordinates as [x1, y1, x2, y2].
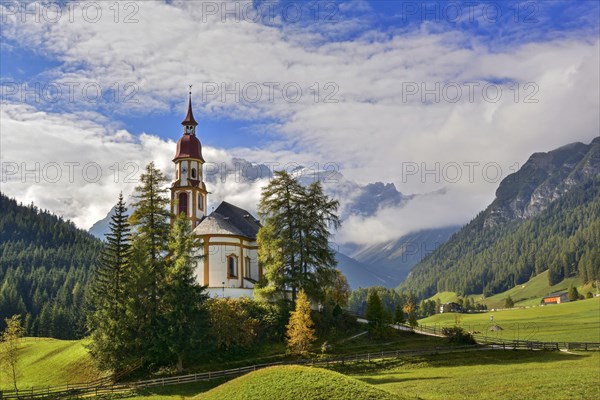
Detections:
[181, 166, 188, 175]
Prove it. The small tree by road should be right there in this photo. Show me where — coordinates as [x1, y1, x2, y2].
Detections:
[1, 315, 25, 392]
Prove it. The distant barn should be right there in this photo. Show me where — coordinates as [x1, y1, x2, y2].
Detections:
[541, 292, 569, 305]
[440, 302, 463, 313]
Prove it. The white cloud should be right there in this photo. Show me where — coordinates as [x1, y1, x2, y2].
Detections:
[1, 1, 598, 244]
[0, 103, 264, 229]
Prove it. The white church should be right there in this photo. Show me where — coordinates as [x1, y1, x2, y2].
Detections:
[170, 91, 262, 298]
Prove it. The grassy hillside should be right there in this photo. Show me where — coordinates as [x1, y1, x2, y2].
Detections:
[482, 271, 588, 308]
[419, 297, 600, 342]
[426, 272, 591, 308]
[0, 338, 106, 390]
[334, 350, 600, 400]
[197, 366, 402, 400]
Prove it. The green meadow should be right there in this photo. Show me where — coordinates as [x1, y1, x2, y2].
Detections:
[426, 270, 593, 309]
[419, 297, 600, 342]
[0, 338, 106, 391]
[119, 351, 600, 400]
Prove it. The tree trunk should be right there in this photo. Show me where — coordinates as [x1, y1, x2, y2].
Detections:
[176, 355, 184, 373]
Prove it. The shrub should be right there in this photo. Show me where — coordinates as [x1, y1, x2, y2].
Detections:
[441, 327, 476, 345]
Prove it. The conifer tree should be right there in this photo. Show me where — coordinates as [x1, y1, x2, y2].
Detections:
[568, 285, 579, 302]
[408, 312, 418, 328]
[394, 304, 406, 325]
[365, 290, 385, 330]
[286, 289, 316, 355]
[161, 213, 210, 372]
[87, 193, 132, 370]
[257, 171, 341, 302]
[298, 182, 340, 301]
[126, 162, 171, 363]
[257, 171, 304, 301]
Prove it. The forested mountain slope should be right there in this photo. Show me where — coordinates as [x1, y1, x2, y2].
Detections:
[399, 138, 600, 298]
[0, 194, 102, 338]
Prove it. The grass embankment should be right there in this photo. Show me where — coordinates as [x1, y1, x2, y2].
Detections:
[420, 297, 600, 342]
[196, 365, 402, 400]
[0, 338, 106, 391]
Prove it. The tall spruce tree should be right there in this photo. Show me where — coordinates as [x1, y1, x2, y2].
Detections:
[126, 162, 171, 365]
[161, 213, 210, 372]
[365, 290, 385, 330]
[87, 193, 132, 370]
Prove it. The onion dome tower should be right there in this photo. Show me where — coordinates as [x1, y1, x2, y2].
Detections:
[170, 87, 207, 227]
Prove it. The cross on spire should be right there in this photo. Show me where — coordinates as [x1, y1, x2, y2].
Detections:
[182, 85, 198, 128]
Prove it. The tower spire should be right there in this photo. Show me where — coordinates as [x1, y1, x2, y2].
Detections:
[181, 85, 198, 129]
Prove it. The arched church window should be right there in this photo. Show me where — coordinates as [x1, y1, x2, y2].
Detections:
[178, 192, 188, 216]
[191, 168, 197, 179]
[244, 256, 251, 278]
[176, 168, 179, 180]
[198, 193, 204, 210]
[227, 255, 238, 278]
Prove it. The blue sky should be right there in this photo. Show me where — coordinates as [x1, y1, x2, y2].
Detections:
[2, 1, 598, 148]
[1, 0, 599, 240]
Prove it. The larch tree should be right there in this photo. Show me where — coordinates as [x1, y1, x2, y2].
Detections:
[297, 182, 340, 301]
[257, 171, 304, 301]
[257, 171, 341, 302]
[285, 289, 316, 355]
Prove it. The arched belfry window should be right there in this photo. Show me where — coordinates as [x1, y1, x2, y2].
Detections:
[178, 192, 188, 216]
[198, 193, 204, 210]
[191, 168, 197, 179]
[227, 255, 238, 278]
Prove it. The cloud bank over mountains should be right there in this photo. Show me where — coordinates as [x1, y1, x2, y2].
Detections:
[1, 1, 598, 245]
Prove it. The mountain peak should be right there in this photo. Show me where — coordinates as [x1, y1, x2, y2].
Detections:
[484, 138, 599, 228]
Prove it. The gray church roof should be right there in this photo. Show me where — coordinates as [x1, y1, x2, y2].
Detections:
[193, 201, 261, 239]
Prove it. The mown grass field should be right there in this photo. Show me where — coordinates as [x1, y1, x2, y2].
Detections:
[121, 351, 600, 400]
[0, 338, 106, 391]
[333, 350, 600, 400]
[419, 297, 600, 342]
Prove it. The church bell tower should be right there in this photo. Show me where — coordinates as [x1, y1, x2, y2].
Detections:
[170, 87, 207, 227]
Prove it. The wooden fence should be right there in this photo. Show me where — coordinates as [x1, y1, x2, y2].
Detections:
[2, 331, 598, 399]
[412, 323, 600, 351]
[0, 345, 486, 399]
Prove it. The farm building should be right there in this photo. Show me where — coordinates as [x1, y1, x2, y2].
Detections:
[439, 302, 463, 313]
[541, 292, 569, 304]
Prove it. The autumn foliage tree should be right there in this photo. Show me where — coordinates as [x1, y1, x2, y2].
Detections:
[286, 290, 316, 355]
[1, 315, 25, 392]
